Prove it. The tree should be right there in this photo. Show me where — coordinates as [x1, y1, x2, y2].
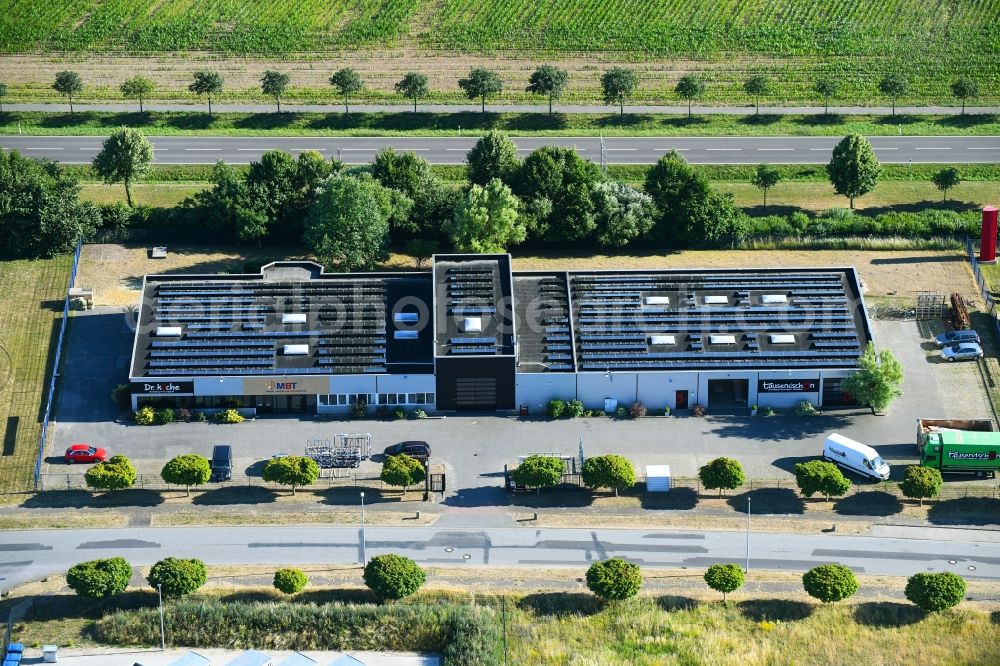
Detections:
[380, 453, 427, 495]
[582, 454, 636, 496]
[592, 181, 655, 248]
[261, 70, 290, 113]
[161, 454, 211, 497]
[467, 130, 521, 186]
[802, 564, 858, 603]
[827, 133, 881, 209]
[905, 572, 966, 612]
[743, 75, 771, 115]
[840, 342, 903, 413]
[329, 68, 363, 114]
[950, 78, 979, 115]
[510, 455, 564, 494]
[526, 65, 569, 114]
[0, 82, 7, 112]
[395, 72, 429, 113]
[0, 148, 101, 259]
[446, 178, 525, 253]
[261, 455, 319, 495]
[814, 77, 839, 115]
[601, 67, 638, 116]
[405, 238, 438, 268]
[586, 558, 642, 601]
[303, 175, 392, 271]
[53, 71, 83, 115]
[794, 460, 850, 501]
[878, 74, 909, 116]
[750, 163, 781, 209]
[703, 563, 745, 602]
[148, 557, 207, 597]
[363, 554, 426, 600]
[674, 74, 705, 119]
[458, 68, 502, 112]
[931, 167, 961, 202]
[189, 70, 223, 116]
[273, 567, 308, 595]
[698, 457, 746, 497]
[120, 76, 154, 113]
[900, 466, 943, 506]
[515, 145, 604, 244]
[66, 557, 131, 599]
[85, 455, 137, 492]
[92, 127, 153, 207]
[371, 147, 433, 198]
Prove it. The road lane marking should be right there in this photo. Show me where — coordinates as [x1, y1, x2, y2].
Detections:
[808, 148, 829, 151]
[25, 147, 62, 150]
[706, 148, 741, 151]
[236, 148, 272, 151]
[185, 148, 220, 151]
[967, 147, 998, 150]
[655, 148, 689, 151]
[915, 147, 951, 150]
[758, 148, 794, 151]
[605, 148, 637, 151]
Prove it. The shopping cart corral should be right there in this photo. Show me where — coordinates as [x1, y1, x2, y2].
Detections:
[305, 433, 373, 469]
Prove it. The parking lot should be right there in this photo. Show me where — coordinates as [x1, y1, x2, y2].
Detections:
[48, 308, 992, 504]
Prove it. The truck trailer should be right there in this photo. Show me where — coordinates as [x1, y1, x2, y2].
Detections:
[916, 418, 1000, 477]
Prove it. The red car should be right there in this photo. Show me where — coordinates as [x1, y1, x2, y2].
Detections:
[65, 444, 108, 464]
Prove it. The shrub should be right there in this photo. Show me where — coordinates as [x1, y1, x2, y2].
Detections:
[191, 410, 207, 422]
[110, 384, 131, 410]
[273, 568, 308, 595]
[900, 466, 943, 505]
[66, 557, 131, 599]
[155, 408, 175, 425]
[214, 408, 244, 424]
[413, 409, 427, 419]
[510, 455, 564, 494]
[381, 453, 427, 494]
[691, 404, 706, 417]
[698, 457, 746, 497]
[586, 558, 642, 601]
[174, 407, 191, 421]
[148, 557, 207, 597]
[349, 402, 367, 419]
[161, 454, 211, 496]
[794, 400, 818, 416]
[547, 399, 567, 418]
[762, 406, 776, 416]
[591, 410, 605, 418]
[582, 455, 636, 496]
[85, 455, 137, 492]
[615, 405, 627, 418]
[393, 407, 406, 420]
[566, 399, 585, 418]
[134, 406, 156, 425]
[905, 572, 966, 612]
[802, 564, 858, 603]
[704, 563, 745, 601]
[629, 402, 647, 419]
[795, 460, 851, 501]
[262, 456, 320, 495]
[363, 554, 426, 600]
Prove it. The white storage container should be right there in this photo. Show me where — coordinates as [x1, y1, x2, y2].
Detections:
[645, 465, 671, 492]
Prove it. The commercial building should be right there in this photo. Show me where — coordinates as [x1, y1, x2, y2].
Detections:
[128, 255, 872, 414]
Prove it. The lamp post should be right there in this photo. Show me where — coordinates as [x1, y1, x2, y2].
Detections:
[360, 491, 367, 564]
[157, 583, 165, 651]
[745, 497, 751, 573]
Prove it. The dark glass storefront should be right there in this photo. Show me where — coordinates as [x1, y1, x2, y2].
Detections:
[137, 394, 318, 413]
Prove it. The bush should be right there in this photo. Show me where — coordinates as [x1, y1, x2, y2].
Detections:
[794, 400, 818, 416]
[349, 402, 368, 419]
[191, 410, 207, 422]
[262, 456, 320, 495]
[273, 568, 308, 595]
[214, 408, 244, 424]
[698, 457, 746, 497]
[381, 453, 427, 494]
[802, 564, 858, 603]
[110, 384, 131, 410]
[547, 399, 567, 418]
[148, 557, 207, 598]
[582, 454, 636, 496]
[900, 466, 943, 505]
[586, 558, 642, 601]
[703, 563, 745, 601]
[628, 402, 647, 419]
[363, 554, 426, 600]
[393, 407, 406, 420]
[510, 455, 564, 493]
[795, 460, 850, 501]
[566, 399, 585, 418]
[762, 406, 776, 416]
[133, 406, 155, 425]
[85, 455, 137, 492]
[174, 407, 191, 422]
[691, 404, 706, 417]
[161, 454, 211, 496]
[155, 407, 175, 425]
[615, 405, 627, 418]
[905, 572, 966, 612]
[413, 408, 427, 419]
[66, 557, 132, 599]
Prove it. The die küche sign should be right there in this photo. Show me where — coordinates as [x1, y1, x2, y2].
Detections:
[757, 378, 818, 393]
[132, 381, 194, 395]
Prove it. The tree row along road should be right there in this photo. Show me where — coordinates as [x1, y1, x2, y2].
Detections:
[0, 526, 997, 589]
[3, 135, 1000, 166]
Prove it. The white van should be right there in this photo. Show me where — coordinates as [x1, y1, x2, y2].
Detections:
[822, 433, 890, 480]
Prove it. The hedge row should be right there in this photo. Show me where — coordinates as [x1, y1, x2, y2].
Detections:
[745, 209, 980, 240]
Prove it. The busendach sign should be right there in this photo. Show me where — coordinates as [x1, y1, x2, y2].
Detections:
[757, 378, 819, 393]
[131, 381, 194, 395]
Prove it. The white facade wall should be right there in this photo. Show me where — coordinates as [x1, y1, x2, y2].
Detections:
[375, 374, 436, 394]
[515, 373, 578, 413]
[636, 372, 700, 410]
[193, 376, 245, 396]
[327, 375, 378, 394]
[576, 372, 638, 411]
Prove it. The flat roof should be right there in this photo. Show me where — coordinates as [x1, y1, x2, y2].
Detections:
[432, 254, 515, 358]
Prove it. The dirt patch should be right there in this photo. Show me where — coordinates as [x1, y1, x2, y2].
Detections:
[514, 511, 872, 534]
[151, 508, 437, 526]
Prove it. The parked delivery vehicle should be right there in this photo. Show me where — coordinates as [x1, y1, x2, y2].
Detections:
[822, 433, 890, 480]
[916, 418, 1000, 478]
[210, 444, 233, 482]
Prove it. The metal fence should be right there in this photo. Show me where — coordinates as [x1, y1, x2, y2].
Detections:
[966, 237, 1000, 338]
[664, 476, 1000, 500]
[32, 239, 83, 491]
[35, 471, 388, 493]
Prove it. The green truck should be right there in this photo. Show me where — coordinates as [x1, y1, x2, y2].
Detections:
[917, 418, 1000, 477]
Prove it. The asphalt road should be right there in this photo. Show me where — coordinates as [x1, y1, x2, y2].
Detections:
[1, 525, 997, 590]
[3, 135, 1000, 165]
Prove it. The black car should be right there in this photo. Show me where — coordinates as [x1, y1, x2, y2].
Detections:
[210, 444, 233, 481]
[383, 440, 431, 462]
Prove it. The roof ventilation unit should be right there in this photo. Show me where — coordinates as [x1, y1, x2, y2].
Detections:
[282, 313, 307, 324]
[393, 312, 419, 323]
[769, 334, 796, 344]
[709, 334, 736, 344]
[462, 317, 483, 332]
[704, 295, 728, 304]
[394, 330, 418, 340]
[155, 326, 182, 336]
[644, 296, 670, 306]
[283, 344, 309, 355]
[648, 335, 676, 345]
[761, 294, 788, 304]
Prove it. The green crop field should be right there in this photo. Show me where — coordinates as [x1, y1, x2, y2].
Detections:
[0, 255, 73, 493]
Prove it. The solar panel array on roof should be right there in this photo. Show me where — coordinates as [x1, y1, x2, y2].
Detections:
[435, 257, 514, 357]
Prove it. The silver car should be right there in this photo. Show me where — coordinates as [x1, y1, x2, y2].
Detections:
[941, 342, 983, 362]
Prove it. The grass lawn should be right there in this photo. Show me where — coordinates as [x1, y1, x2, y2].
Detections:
[79, 183, 205, 207]
[0, 256, 73, 492]
[4, 110, 1000, 137]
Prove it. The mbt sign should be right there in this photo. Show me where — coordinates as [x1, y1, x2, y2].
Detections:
[131, 381, 193, 395]
[244, 377, 330, 395]
[758, 378, 818, 393]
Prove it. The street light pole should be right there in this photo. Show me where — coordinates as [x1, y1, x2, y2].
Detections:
[745, 497, 751, 573]
[360, 491, 367, 564]
[157, 583, 165, 651]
